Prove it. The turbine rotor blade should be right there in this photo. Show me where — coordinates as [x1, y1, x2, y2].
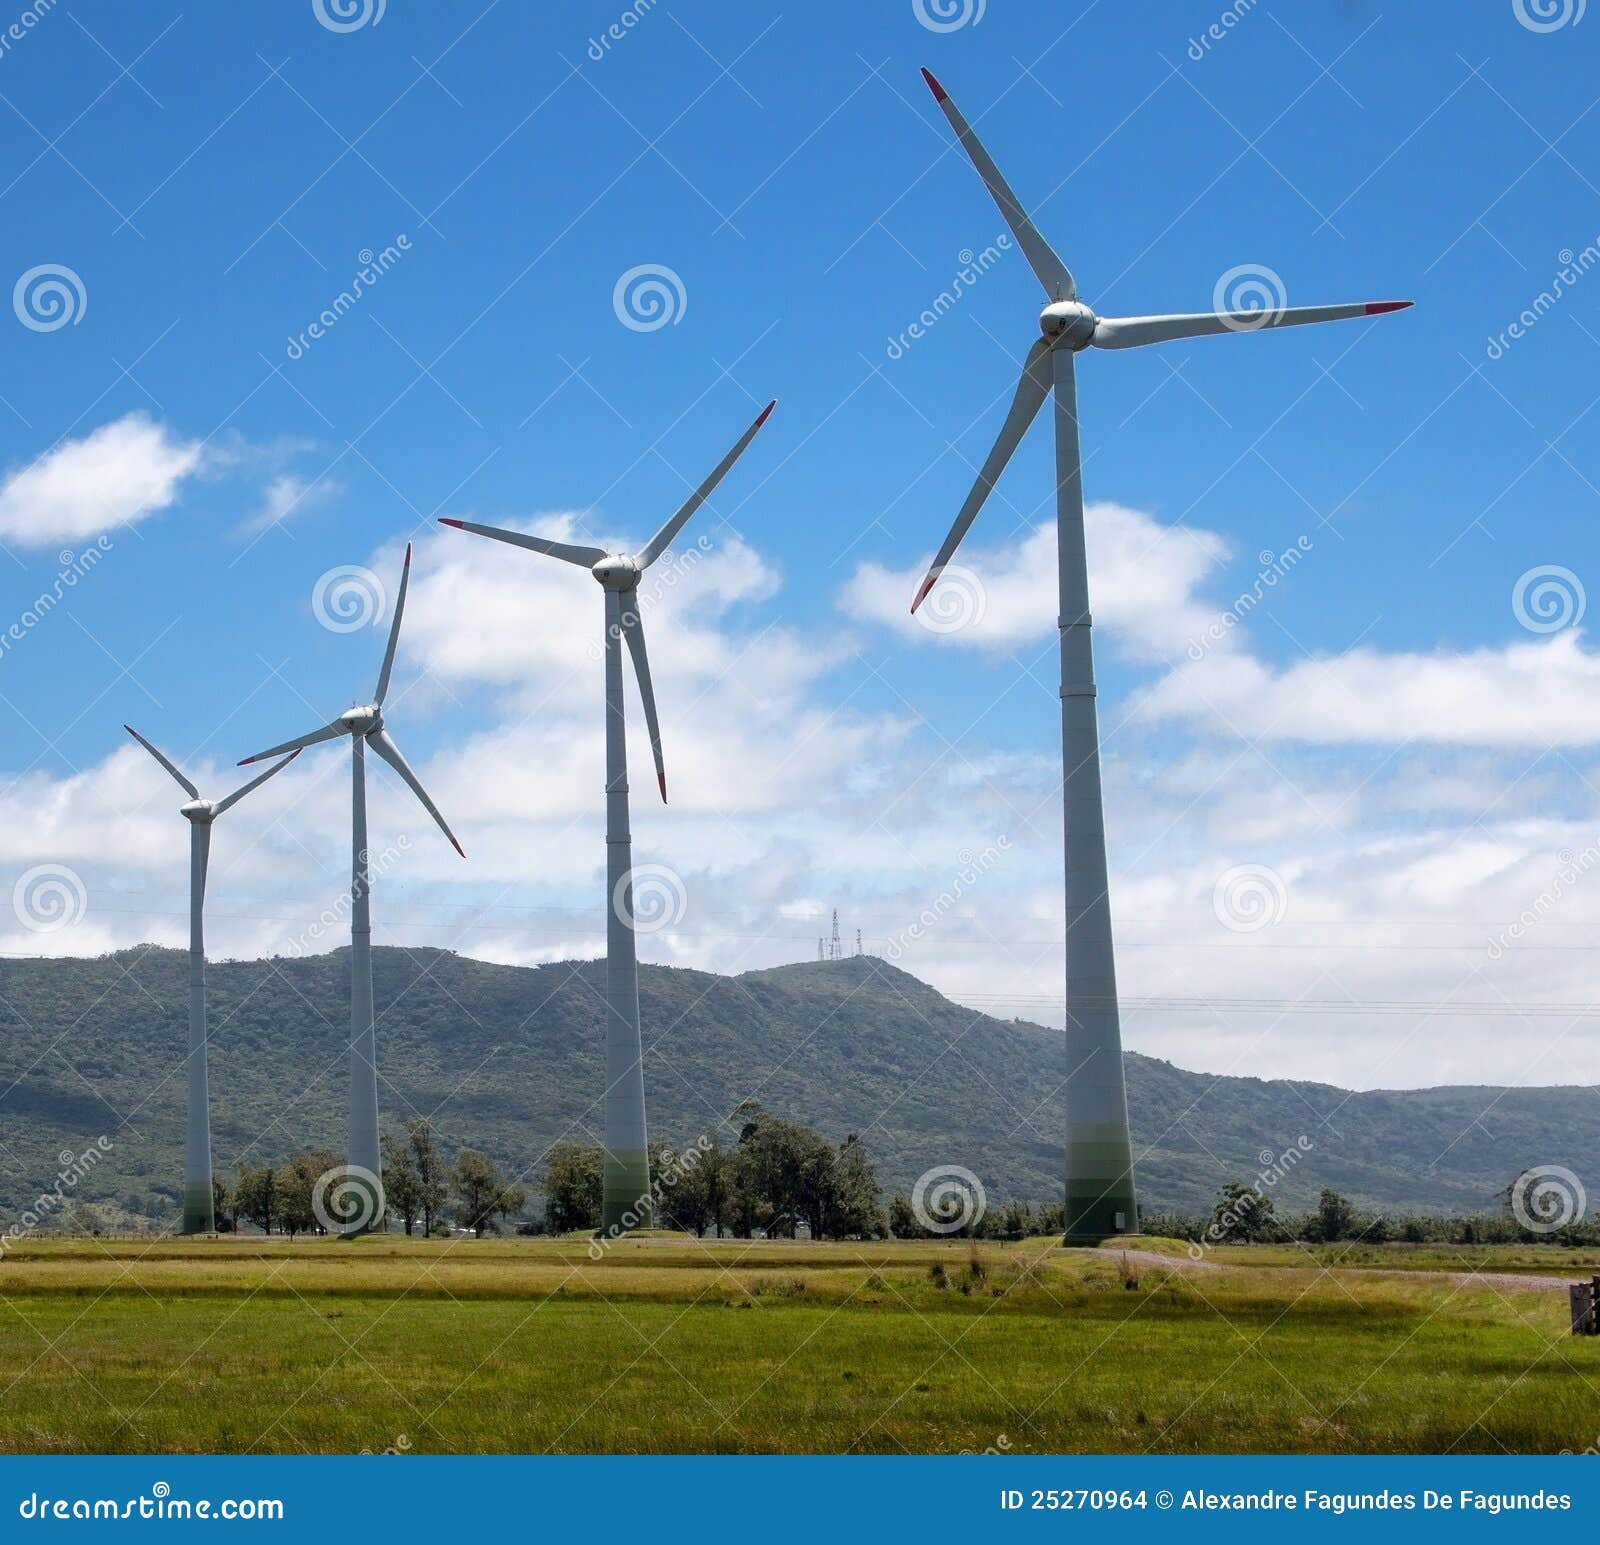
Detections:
[367, 728, 465, 857]
[438, 519, 606, 568]
[123, 724, 198, 798]
[620, 602, 666, 802]
[373, 542, 411, 706]
[921, 68, 1075, 301]
[238, 721, 347, 765]
[1091, 300, 1413, 351]
[912, 337, 1053, 613]
[213, 748, 300, 816]
[634, 400, 776, 570]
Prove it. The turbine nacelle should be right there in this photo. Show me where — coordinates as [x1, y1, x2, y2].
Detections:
[339, 705, 383, 735]
[1041, 300, 1097, 349]
[591, 555, 641, 592]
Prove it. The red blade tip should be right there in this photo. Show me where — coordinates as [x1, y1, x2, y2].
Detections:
[658, 771, 668, 803]
[403, 541, 412, 565]
[911, 571, 938, 614]
[1365, 300, 1413, 315]
[920, 67, 947, 102]
[451, 836, 465, 859]
[438, 518, 465, 529]
[755, 399, 776, 427]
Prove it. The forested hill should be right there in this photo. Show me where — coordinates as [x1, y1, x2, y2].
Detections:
[0, 947, 1588, 1228]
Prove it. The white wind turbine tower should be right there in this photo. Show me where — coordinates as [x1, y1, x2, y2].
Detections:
[912, 68, 1411, 1241]
[440, 399, 775, 1235]
[123, 726, 299, 1235]
[239, 543, 462, 1231]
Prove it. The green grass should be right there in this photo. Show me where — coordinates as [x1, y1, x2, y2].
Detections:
[0, 1235, 1593, 1455]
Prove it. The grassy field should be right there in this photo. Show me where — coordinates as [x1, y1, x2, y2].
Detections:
[0, 1233, 1595, 1455]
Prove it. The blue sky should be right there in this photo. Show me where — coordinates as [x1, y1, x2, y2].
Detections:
[4, 0, 1600, 1089]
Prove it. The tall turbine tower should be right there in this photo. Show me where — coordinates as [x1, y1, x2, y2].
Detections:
[912, 69, 1411, 1240]
[239, 544, 462, 1228]
[440, 400, 774, 1234]
[123, 727, 298, 1234]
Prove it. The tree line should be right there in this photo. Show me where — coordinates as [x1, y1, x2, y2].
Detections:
[214, 1120, 526, 1237]
[1143, 1179, 1600, 1248]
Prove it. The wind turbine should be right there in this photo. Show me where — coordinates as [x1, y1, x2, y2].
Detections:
[439, 399, 775, 1234]
[239, 543, 462, 1230]
[911, 68, 1411, 1241]
[124, 726, 298, 1235]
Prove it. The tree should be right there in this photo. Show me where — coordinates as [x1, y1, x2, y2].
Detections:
[1317, 1188, 1358, 1243]
[236, 1163, 278, 1235]
[408, 1119, 448, 1237]
[453, 1149, 526, 1236]
[543, 1143, 603, 1234]
[212, 1174, 234, 1233]
[1209, 1180, 1278, 1244]
[888, 1193, 921, 1239]
[382, 1132, 423, 1235]
[825, 1134, 883, 1239]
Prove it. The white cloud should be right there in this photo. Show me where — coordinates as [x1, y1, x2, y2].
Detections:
[0, 414, 203, 548]
[840, 501, 1229, 662]
[236, 472, 344, 536]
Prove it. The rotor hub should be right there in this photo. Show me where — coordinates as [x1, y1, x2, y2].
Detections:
[1040, 300, 1098, 350]
[341, 705, 382, 735]
[180, 798, 215, 822]
[591, 554, 641, 592]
